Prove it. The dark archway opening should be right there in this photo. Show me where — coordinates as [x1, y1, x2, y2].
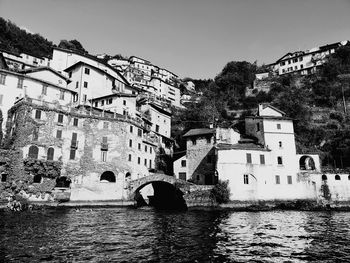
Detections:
[100, 171, 116, 182]
[299, 155, 316, 170]
[322, 174, 328, 181]
[55, 176, 71, 188]
[135, 181, 187, 211]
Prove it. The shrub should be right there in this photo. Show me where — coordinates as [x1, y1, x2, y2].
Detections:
[211, 180, 230, 204]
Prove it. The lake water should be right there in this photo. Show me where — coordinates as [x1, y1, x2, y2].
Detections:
[1, 208, 350, 262]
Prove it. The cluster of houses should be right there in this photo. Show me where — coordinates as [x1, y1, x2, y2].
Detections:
[0, 40, 349, 205]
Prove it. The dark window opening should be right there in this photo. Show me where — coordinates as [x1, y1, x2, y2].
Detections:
[33, 174, 42, 183]
[246, 153, 252, 164]
[55, 176, 71, 188]
[28, 145, 39, 159]
[100, 171, 116, 183]
[1, 173, 7, 182]
[335, 174, 341, 180]
[277, 156, 283, 165]
[244, 174, 249, 184]
[47, 147, 54, 161]
[322, 174, 327, 181]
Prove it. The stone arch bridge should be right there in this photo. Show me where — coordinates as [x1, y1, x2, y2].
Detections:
[126, 173, 215, 208]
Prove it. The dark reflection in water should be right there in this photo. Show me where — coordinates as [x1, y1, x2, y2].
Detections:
[1, 208, 350, 262]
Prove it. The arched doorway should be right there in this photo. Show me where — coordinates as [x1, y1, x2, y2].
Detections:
[28, 145, 39, 159]
[100, 171, 116, 183]
[55, 177, 71, 188]
[299, 155, 316, 170]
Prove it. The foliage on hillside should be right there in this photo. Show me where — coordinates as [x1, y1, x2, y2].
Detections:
[173, 43, 350, 169]
[0, 17, 54, 58]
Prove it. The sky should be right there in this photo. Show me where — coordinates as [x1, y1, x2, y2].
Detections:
[0, 0, 350, 79]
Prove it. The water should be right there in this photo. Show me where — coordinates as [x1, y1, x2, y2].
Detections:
[1, 208, 350, 262]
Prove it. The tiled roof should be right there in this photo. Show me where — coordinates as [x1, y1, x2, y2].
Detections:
[183, 128, 215, 137]
[21, 66, 71, 83]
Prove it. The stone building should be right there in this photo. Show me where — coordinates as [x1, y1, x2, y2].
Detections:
[3, 97, 156, 201]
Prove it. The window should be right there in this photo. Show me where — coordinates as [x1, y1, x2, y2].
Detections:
[76, 81, 79, 89]
[0, 73, 6, 85]
[59, 90, 65, 100]
[57, 114, 64, 124]
[101, 151, 107, 162]
[275, 175, 280, 184]
[42, 85, 47, 95]
[84, 68, 90, 75]
[47, 148, 54, 161]
[156, 125, 159, 133]
[17, 78, 23, 89]
[299, 57, 303, 62]
[191, 138, 196, 146]
[128, 154, 132, 161]
[144, 159, 147, 166]
[260, 154, 265, 165]
[103, 122, 109, 129]
[68, 71, 72, 78]
[280, 61, 285, 66]
[181, 160, 186, 167]
[130, 126, 133, 133]
[1, 173, 7, 182]
[277, 156, 283, 165]
[179, 172, 186, 180]
[335, 174, 341, 180]
[138, 157, 141, 164]
[244, 174, 249, 184]
[150, 147, 153, 154]
[83, 81, 88, 88]
[94, 102, 98, 107]
[69, 149, 76, 160]
[206, 137, 211, 144]
[149, 159, 152, 168]
[32, 128, 39, 141]
[246, 153, 252, 164]
[138, 143, 141, 150]
[129, 139, 132, 147]
[101, 100, 105, 106]
[107, 98, 112, 105]
[35, 110, 41, 120]
[123, 100, 126, 106]
[28, 145, 39, 159]
[287, 175, 293, 184]
[56, 130, 62, 139]
[277, 123, 281, 130]
[33, 174, 42, 183]
[145, 145, 147, 152]
[83, 95, 87, 102]
[256, 123, 260, 131]
[300, 65, 304, 69]
[322, 174, 327, 181]
[279, 141, 282, 148]
[0, 94, 3, 106]
[138, 129, 142, 137]
[73, 118, 78, 127]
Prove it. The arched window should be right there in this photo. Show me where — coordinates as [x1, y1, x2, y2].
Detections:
[100, 171, 116, 183]
[125, 172, 131, 178]
[47, 147, 54, 161]
[322, 174, 327, 181]
[335, 174, 341, 180]
[28, 145, 39, 159]
[33, 174, 42, 183]
[299, 155, 315, 170]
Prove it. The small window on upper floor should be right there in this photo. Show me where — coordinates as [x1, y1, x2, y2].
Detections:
[206, 137, 211, 144]
[85, 68, 90, 75]
[94, 102, 98, 107]
[123, 100, 126, 106]
[181, 160, 186, 167]
[335, 174, 341, 180]
[260, 154, 265, 165]
[244, 174, 249, 184]
[275, 175, 280, 184]
[57, 114, 64, 124]
[256, 123, 260, 132]
[35, 110, 42, 120]
[73, 118, 78, 127]
[42, 85, 47, 95]
[83, 81, 88, 88]
[0, 73, 7, 85]
[138, 129, 142, 137]
[277, 123, 281, 130]
[17, 77, 24, 89]
[279, 141, 282, 148]
[287, 175, 293, 184]
[246, 153, 252, 164]
[59, 90, 65, 100]
[68, 71, 72, 78]
[277, 156, 283, 165]
[101, 100, 105, 106]
[191, 138, 196, 146]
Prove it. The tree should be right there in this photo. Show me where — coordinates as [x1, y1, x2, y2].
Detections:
[58, 39, 87, 53]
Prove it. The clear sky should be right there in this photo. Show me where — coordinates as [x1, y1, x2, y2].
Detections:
[0, 0, 350, 79]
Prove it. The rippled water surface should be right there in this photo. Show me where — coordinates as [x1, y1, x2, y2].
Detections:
[1, 208, 350, 262]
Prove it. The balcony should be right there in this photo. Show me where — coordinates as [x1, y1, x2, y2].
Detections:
[101, 143, 108, 151]
[71, 140, 78, 149]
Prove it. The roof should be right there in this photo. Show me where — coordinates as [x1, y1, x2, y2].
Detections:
[53, 47, 130, 85]
[149, 102, 172, 116]
[0, 69, 77, 94]
[246, 115, 293, 121]
[183, 128, 215, 137]
[216, 142, 270, 152]
[259, 103, 286, 116]
[129, 55, 151, 64]
[89, 92, 137, 101]
[0, 53, 8, 70]
[21, 66, 71, 83]
[64, 61, 116, 80]
[173, 152, 186, 162]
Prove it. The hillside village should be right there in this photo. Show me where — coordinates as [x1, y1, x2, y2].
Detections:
[1, 18, 350, 207]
